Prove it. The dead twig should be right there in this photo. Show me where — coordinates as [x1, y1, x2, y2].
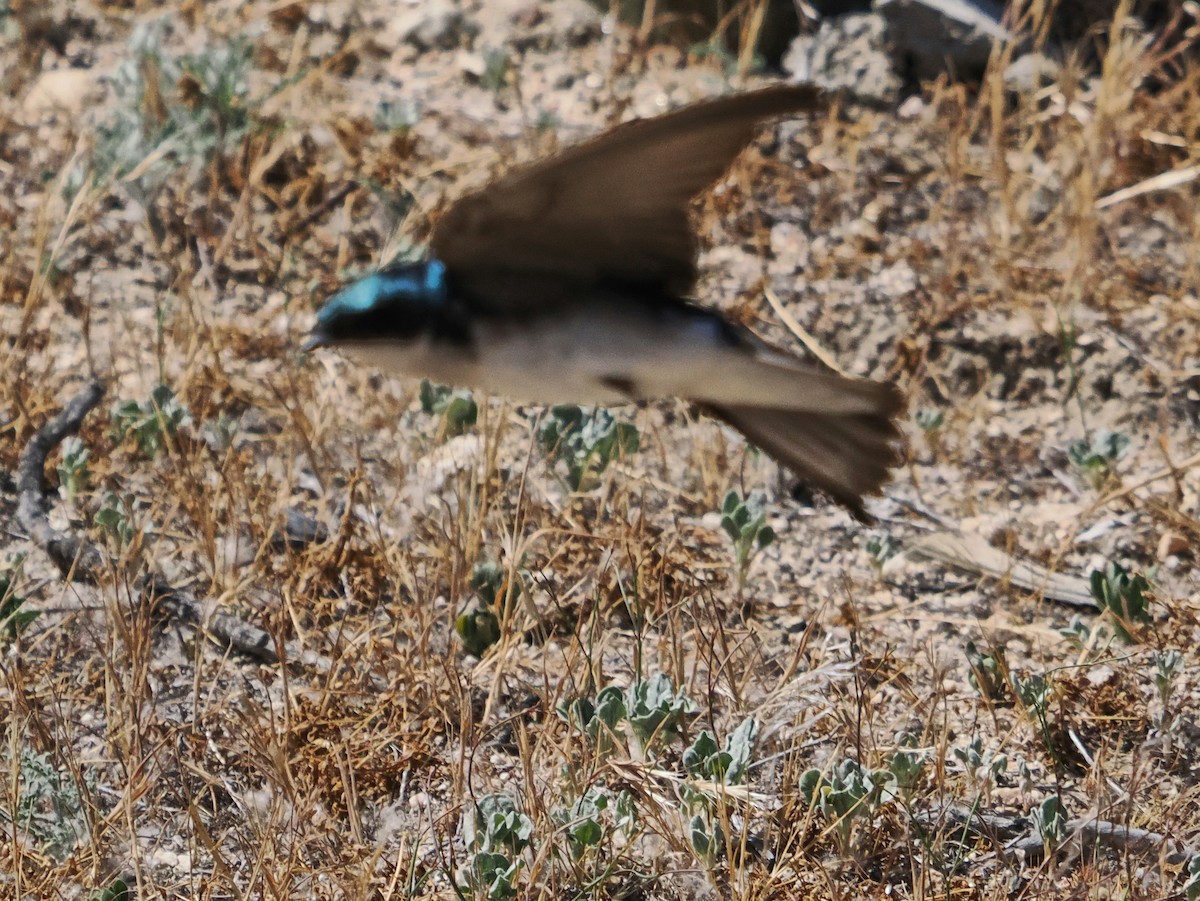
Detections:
[15, 381, 280, 663]
[1006, 817, 1194, 866]
[16, 379, 107, 579]
[905, 530, 1097, 609]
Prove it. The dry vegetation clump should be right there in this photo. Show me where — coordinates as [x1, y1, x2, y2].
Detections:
[1, 0, 1198, 898]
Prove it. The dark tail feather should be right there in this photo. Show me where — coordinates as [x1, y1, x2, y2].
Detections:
[706, 385, 904, 522]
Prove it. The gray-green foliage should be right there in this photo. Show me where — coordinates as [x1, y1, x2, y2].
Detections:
[460, 794, 534, 900]
[480, 46, 511, 93]
[90, 880, 131, 901]
[1032, 794, 1067, 850]
[799, 758, 895, 853]
[1058, 614, 1094, 648]
[374, 98, 421, 134]
[202, 412, 240, 452]
[953, 737, 1007, 788]
[720, 490, 776, 591]
[887, 732, 925, 800]
[865, 533, 900, 572]
[111, 384, 190, 458]
[965, 640, 1008, 702]
[625, 672, 697, 747]
[419, 379, 477, 439]
[683, 717, 756, 785]
[553, 786, 637, 861]
[2, 749, 91, 861]
[56, 436, 90, 501]
[0, 556, 38, 641]
[1089, 561, 1152, 642]
[557, 684, 627, 758]
[557, 679, 766, 867]
[95, 493, 136, 550]
[1012, 672, 1051, 720]
[88, 20, 256, 192]
[1068, 429, 1130, 488]
[914, 408, 944, 434]
[682, 718, 758, 864]
[1153, 649, 1184, 730]
[539, 405, 640, 491]
[558, 673, 696, 754]
[1186, 855, 1200, 901]
[454, 560, 527, 656]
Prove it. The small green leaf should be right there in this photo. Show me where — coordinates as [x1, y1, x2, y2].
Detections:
[90, 879, 131, 901]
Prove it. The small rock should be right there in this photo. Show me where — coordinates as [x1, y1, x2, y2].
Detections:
[408, 791, 430, 811]
[22, 68, 104, 121]
[389, 0, 467, 52]
[1003, 53, 1063, 93]
[1157, 531, 1189, 560]
[784, 14, 900, 103]
[457, 50, 487, 79]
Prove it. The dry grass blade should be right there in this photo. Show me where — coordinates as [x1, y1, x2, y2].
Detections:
[2, 1, 1198, 898]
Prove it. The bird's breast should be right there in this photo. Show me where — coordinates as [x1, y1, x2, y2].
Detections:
[341, 296, 736, 407]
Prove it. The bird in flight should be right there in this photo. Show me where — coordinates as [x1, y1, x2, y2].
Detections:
[307, 85, 902, 520]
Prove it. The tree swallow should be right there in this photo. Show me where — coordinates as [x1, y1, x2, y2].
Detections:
[307, 85, 903, 520]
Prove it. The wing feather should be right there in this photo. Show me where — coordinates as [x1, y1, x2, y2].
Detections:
[430, 85, 824, 302]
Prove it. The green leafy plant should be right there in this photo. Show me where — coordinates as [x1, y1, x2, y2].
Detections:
[625, 673, 696, 748]
[1068, 429, 1130, 489]
[56, 435, 89, 501]
[95, 493, 136, 550]
[865, 533, 901, 572]
[454, 607, 501, 658]
[1186, 854, 1200, 901]
[687, 809, 725, 865]
[89, 21, 256, 191]
[681, 718, 758, 864]
[720, 490, 776, 592]
[1032, 794, 1067, 851]
[799, 758, 895, 854]
[953, 738, 1007, 791]
[374, 98, 422, 134]
[480, 46, 511, 93]
[553, 786, 637, 861]
[459, 793, 533, 900]
[1010, 672, 1058, 757]
[683, 717, 757, 785]
[419, 379, 478, 439]
[965, 640, 1009, 702]
[1057, 614, 1095, 649]
[1089, 561, 1152, 642]
[914, 408, 944, 433]
[1011, 672, 1051, 718]
[454, 560, 530, 656]
[887, 732, 925, 800]
[2, 750, 90, 861]
[1017, 758, 1036, 795]
[202, 412, 240, 452]
[90, 880, 131, 901]
[539, 405, 640, 491]
[558, 673, 696, 757]
[557, 685, 627, 759]
[0, 557, 38, 641]
[111, 384, 190, 458]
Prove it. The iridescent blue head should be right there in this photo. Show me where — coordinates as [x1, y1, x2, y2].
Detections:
[306, 260, 450, 349]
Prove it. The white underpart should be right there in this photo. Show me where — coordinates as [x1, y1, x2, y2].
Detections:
[340, 304, 876, 414]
